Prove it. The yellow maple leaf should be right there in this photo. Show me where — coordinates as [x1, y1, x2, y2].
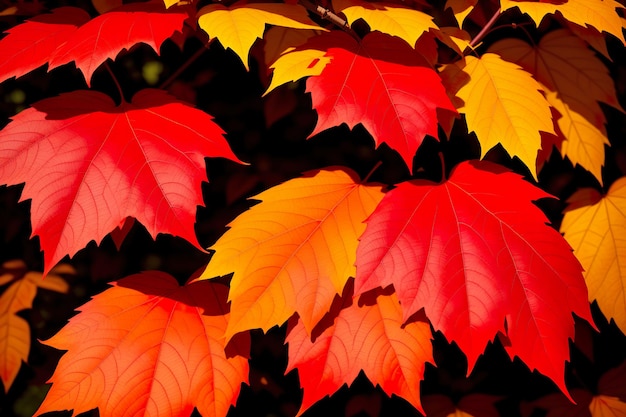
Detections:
[545, 91, 608, 183]
[265, 47, 330, 95]
[0, 260, 69, 392]
[489, 30, 621, 184]
[263, 26, 321, 66]
[500, 0, 625, 44]
[445, 0, 477, 28]
[197, 2, 323, 70]
[561, 178, 626, 334]
[441, 53, 554, 179]
[263, 27, 328, 95]
[197, 168, 384, 340]
[332, 0, 438, 47]
[589, 395, 626, 417]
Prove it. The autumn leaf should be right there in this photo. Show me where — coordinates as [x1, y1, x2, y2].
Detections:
[355, 160, 593, 394]
[286, 281, 433, 416]
[499, 0, 625, 44]
[0, 7, 90, 84]
[198, 1, 322, 70]
[199, 168, 384, 339]
[0, 3, 187, 86]
[489, 30, 622, 184]
[263, 26, 321, 67]
[0, 260, 69, 392]
[589, 396, 626, 416]
[440, 53, 554, 179]
[561, 178, 626, 334]
[49, 2, 188, 85]
[0, 89, 241, 275]
[531, 362, 626, 416]
[35, 272, 250, 417]
[264, 29, 330, 95]
[332, 0, 438, 47]
[305, 31, 456, 171]
[445, 0, 477, 27]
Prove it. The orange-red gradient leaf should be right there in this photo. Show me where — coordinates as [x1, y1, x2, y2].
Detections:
[0, 89, 240, 275]
[35, 272, 250, 417]
[355, 160, 593, 394]
[0, 7, 89, 84]
[306, 31, 456, 171]
[561, 178, 626, 334]
[199, 168, 384, 339]
[286, 282, 433, 416]
[0, 260, 68, 392]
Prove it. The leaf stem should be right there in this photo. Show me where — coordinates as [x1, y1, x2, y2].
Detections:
[438, 151, 446, 181]
[104, 62, 124, 103]
[298, 0, 360, 40]
[469, 7, 501, 49]
[363, 161, 383, 182]
[159, 39, 213, 90]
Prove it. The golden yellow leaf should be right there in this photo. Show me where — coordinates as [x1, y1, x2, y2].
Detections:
[445, 0, 477, 27]
[263, 26, 320, 66]
[561, 178, 626, 334]
[589, 395, 626, 417]
[489, 30, 620, 184]
[332, 0, 438, 47]
[500, 0, 625, 44]
[198, 168, 384, 340]
[545, 91, 608, 183]
[265, 48, 330, 95]
[441, 53, 554, 179]
[263, 27, 327, 95]
[198, 2, 323, 70]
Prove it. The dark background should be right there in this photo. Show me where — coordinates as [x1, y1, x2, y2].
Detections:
[1, 1, 626, 416]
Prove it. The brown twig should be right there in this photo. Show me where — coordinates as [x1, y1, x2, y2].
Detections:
[469, 7, 501, 49]
[298, 0, 360, 40]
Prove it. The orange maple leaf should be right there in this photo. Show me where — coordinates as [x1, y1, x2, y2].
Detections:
[35, 272, 250, 417]
[286, 281, 433, 416]
[0, 260, 69, 392]
[199, 167, 385, 339]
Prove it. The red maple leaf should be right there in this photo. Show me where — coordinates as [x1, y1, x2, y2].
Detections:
[0, 3, 187, 86]
[355, 160, 593, 394]
[0, 89, 240, 275]
[286, 281, 433, 416]
[305, 31, 457, 171]
[35, 272, 250, 417]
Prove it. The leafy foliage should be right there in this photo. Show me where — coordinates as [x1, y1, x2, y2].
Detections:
[0, 0, 624, 416]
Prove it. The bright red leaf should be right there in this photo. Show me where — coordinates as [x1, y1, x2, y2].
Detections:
[355, 160, 593, 394]
[35, 272, 250, 417]
[0, 7, 89, 84]
[0, 3, 187, 86]
[0, 89, 240, 275]
[286, 281, 433, 416]
[305, 31, 456, 171]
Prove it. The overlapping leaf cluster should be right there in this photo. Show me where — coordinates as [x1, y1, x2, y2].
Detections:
[0, 0, 625, 416]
